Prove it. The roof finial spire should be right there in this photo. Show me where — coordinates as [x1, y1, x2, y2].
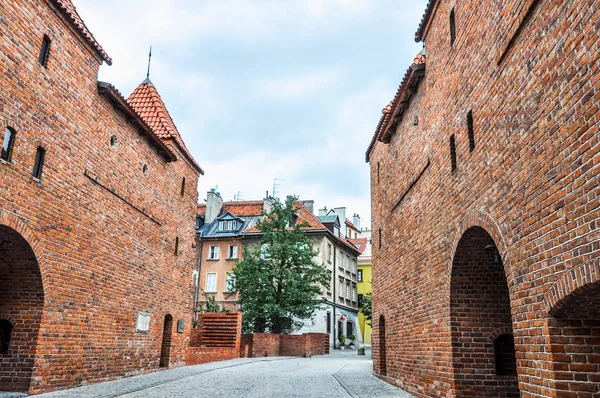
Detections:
[146, 45, 152, 79]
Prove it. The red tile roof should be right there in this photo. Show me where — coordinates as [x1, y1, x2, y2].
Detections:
[345, 219, 359, 232]
[348, 238, 367, 254]
[223, 201, 264, 217]
[243, 201, 327, 233]
[97, 81, 177, 162]
[197, 204, 206, 216]
[128, 79, 204, 175]
[415, 0, 439, 42]
[365, 52, 426, 162]
[50, 0, 112, 65]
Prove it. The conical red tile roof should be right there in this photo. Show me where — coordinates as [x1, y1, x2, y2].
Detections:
[128, 79, 203, 174]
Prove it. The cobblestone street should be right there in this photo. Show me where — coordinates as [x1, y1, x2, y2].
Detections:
[4, 350, 413, 398]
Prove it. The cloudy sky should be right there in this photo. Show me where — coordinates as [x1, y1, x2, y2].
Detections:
[77, 0, 426, 228]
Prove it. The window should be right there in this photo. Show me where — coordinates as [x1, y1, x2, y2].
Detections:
[352, 285, 356, 301]
[339, 280, 344, 297]
[377, 162, 380, 184]
[378, 228, 382, 250]
[218, 220, 238, 231]
[180, 177, 186, 196]
[450, 135, 457, 172]
[467, 110, 475, 152]
[0, 320, 12, 354]
[326, 312, 331, 334]
[358, 270, 363, 282]
[327, 244, 332, 263]
[225, 273, 235, 292]
[1, 127, 16, 162]
[142, 164, 148, 176]
[494, 334, 517, 376]
[347, 321, 353, 337]
[205, 273, 217, 293]
[110, 135, 118, 147]
[358, 294, 364, 307]
[450, 8, 456, 47]
[208, 246, 219, 260]
[228, 245, 238, 259]
[32, 146, 46, 179]
[39, 34, 51, 67]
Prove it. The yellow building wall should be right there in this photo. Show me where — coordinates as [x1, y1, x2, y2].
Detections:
[358, 263, 372, 344]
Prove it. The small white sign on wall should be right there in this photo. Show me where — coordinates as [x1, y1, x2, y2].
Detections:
[136, 312, 150, 332]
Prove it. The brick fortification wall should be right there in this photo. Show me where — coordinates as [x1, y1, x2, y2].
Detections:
[369, 1, 600, 397]
[241, 333, 329, 358]
[0, 0, 200, 394]
[186, 313, 242, 365]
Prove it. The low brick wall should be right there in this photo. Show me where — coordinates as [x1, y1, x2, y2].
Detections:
[186, 312, 242, 365]
[241, 333, 329, 358]
[251, 333, 281, 357]
[186, 347, 240, 365]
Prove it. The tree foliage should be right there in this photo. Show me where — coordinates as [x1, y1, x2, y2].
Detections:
[233, 196, 330, 334]
[200, 291, 229, 314]
[361, 291, 372, 326]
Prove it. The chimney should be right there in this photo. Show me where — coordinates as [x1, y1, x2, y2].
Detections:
[353, 214, 361, 230]
[263, 193, 275, 214]
[302, 200, 314, 214]
[333, 207, 346, 237]
[205, 190, 223, 223]
[318, 206, 328, 217]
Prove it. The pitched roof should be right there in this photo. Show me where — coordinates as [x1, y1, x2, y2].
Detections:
[365, 51, 426, 162]
[128, 79, 204, 175]
[97, 81, 177, 162]
[223, 201, 264, 217]
[415, 1, 439, 42]
[345, 219, 359, 231]
[348, 238, 367, 254]
[50, 0, 112, 65]
[243, 201, 328, 234]
[197, 204, 206, 216]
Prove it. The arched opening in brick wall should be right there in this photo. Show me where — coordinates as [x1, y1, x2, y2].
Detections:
[546, 263, 600, 396]
[450, 226, 519, 397]
[159, 314, 173, 368]
[378, 315, 387, 376]
[0, 225, 44, 393]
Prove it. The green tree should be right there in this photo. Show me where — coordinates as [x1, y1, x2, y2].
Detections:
[200, 291, 228, 313]
[361, 291, 372, 326]
[233, 196, 330, 334]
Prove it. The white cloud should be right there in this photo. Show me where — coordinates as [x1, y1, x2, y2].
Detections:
[258, 69, 340, 100]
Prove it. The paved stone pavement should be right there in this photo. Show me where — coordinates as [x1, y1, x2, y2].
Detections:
[14, 349, 413, 398]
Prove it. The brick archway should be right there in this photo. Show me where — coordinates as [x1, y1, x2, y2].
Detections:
[0, 212, 45, 392]
[449, 221, 519, 397]
[544, 260, 600, 396]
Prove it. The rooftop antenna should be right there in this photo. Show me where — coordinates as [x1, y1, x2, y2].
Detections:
[234, 191, 243, 201]
[146, 46, 152, 79]
[272, 178, 285, 198]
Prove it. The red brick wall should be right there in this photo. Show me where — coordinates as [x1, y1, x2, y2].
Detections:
[0, 0, 200, 393]
[186, 313, 241, 365]
[185, 347, 240, 366]
[251, 333, 281, 358]
[243, 333, 329, 358]
[369, 1, 600, 397]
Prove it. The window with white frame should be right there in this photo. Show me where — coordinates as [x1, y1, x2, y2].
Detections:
[228, 245, 238, 259]
[218, 220, 238, 231]
[225, 273, 235, 292]
[327, 244, 332, 263]
[205, 273, 217, 293]
[208, 246, 219, 260]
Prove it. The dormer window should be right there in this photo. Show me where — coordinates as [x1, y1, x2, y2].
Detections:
[218, 220, 238, 231]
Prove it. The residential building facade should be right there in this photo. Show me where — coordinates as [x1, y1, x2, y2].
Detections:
[367, 1, 600, 397]
[0, 0, 202, 393]
[195, 195, 362, 348]
[351, 228, 372, 345]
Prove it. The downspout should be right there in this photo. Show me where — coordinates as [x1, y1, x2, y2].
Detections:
[193, 238, 203, 326]
[332, 242, 337, 349]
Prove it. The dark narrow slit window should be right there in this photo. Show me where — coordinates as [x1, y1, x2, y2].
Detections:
[450, 8, 456, 47]
[467, 111, 475, 152]
[174, 237, 179, 256]
[450, 135, 457, 172]
[377, 162, 380, 184]
[378, 228, 382, 249]
[1, 127, 16, 162]
[110, 135, 118, 147]
[32, 146, 46, 179]
[0, 320, 12, 354]
[180, 177, 186, 196]
[494, 334, 517, 376]
[39, 35, 51, 67]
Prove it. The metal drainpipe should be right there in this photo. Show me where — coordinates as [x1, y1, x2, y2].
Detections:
[193, 238, 203, 325]
[332, 242, 337, 349]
